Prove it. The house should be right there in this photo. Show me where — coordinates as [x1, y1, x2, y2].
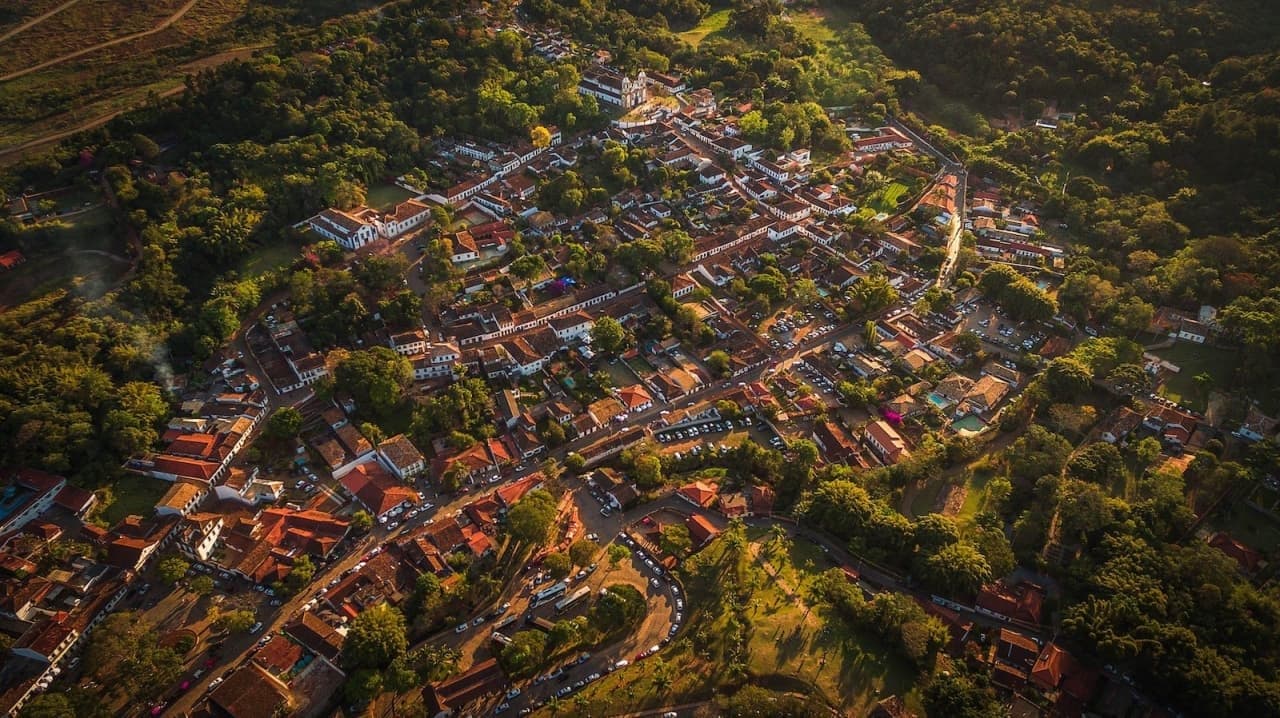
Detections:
[962, 375, 1012, 414]
[449, 232, 479, 263]
[424, 657, 507, 716]
[0, 469, 67, 535]
[377, 434, 426, 480]
[1142, 404, 1199, 448]
[1208, 532, 1263, 574]
[686, 514, 720, 547]
[1234, 404, 1278, 442]
[208, 662, 293, 718]
[1030, 642, 1099, 705]
[174, 512, 224, 562]
[932, 374, 974, 404]
[718, 492, 749, 518]
[339, 462, 418, 519]
[381, 198, 432, 237]
[864, 420, 910, 464]
[676, 480, 718, 509]
[1098, 407, 1142, 444]
[749, 484, 775, 516]
[1177, 318, 1210, 344]
[285, 612, 345, 662]
[154, 481, 205, 518]
[391, 329, 428, 356]
[306, 208, 379, 250]
[52, 485, 97, 518]
[549, 311, 594, 344]
[976, 580, 1046, 624]
[994, 627, 1041, 670]
[811, 420, 859, 463]
[617, 384, 654, 413]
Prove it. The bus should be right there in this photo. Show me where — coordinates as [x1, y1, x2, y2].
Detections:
[530, 581, 568, 608]
[528, 616, 556, 633]
[554, 586, 591, 614]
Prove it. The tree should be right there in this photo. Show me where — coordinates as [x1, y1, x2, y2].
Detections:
[156, 556, 189, 586]
[590, 316, 628, 354]
[216, 609, 257, 633]
[266, 407, 303, 440]
[1133, 436, 1162, 466]
[633, 454, 663, 489]
[505, 489, 558, 545]
[500, 630, 548, 676]
[569, 539, 597, 568]
[343, 668, 384, 706]
[351, 510, 373, 533]
[954, 331, 982, 355]
[543, 552, 572, 579]
[706, 350, 732, 377]
[345, 604, 408, 670]
[923, 670, 1002, 718]
[917, 542, 991, 596]
[1067, 442, 1125, 484]
[912, 513, 961, 552]
[659, 524, 693, 558]
[530, 125, 553, 149]
[334, 347, 413, 420]
[590, 584, 647, 633]
[564, 452, 586, 474]
[284, 555, 316, 594]
[1045, 357, 1093, 399]
[607, 544, 630, 570]
[190, 575, 215, 596]
[85, 612, 182, 700]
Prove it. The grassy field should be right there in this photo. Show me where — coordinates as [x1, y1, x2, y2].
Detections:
[560, 527, 920, 716]
[677, 8, 731, 46]
[365, 182, 416, 210]
[95, 473, 169, 526]
[0, 0, 192, 75]
[1148, 340, 1239, 412]
[239, 239, 298, 277]
[0, 206, 133, 308]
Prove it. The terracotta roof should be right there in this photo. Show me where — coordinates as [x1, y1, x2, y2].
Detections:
[686, 514, 719, 546]
[209, 662, 292, 718]
[976, 580, 1045, 624]
[285, 612, 344, 661]
[378, 434, 425, 470]
[1209, 532, 1262, 573]
[677, 480, 718, 509]
[424, 658, 506, 714]
[151, 455, 219, 482]
[254, 634, 304, 676]
[340, 462, 417, 517]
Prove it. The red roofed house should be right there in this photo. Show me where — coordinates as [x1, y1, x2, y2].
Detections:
[863, 419, 910, 464]
[1208, 532, 1263, 574]
[494, 472, 543, 511]
[424, 657, 507, 716]
[676, 480, 718, 510]
[1030, 642, 1099, 707]
[749, 484, 775, 516]
[0, 469, 66, 535]
[995, 627, 1041, 670]
[976, 580, 1046, 624]
[340, 462, 417, 519]
[617, 384, 654, 412]
[53, 484, 96, 517]
[686, 514, 720, 548]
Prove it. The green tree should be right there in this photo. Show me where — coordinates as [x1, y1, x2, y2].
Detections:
[500, 630, 548, 676]
[590, 316, 629, 354]
[351, 510, 373, 533]
[589, 584, 647, 634]
[216, 609, 257, 633]
[266, 407, 303, 440]
[607, 543, 630, 570]
[923, 670, 1002, 718]
[543, 552, 572, 579]
[334, 347, 413, 420]
[659, 524, 693, 557]
[569, 539, 597, 568]
[284, 555, 316, 594]
[345, 604, 408, 670]
[633, 454, 664, 489]
[156, 556, 189, 586]
[917, 542, 991, 596]
[506, 489, 558, 545]
[190, 575, 215, 596]
[706, 350, 732, 377]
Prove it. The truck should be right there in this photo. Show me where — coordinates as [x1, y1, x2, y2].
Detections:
[527, 616, 556, 633]
[530, 580, 568, 608]
[554, 586, 591, 614]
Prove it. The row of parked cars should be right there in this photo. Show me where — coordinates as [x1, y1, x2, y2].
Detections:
[655, 416, 760, 443]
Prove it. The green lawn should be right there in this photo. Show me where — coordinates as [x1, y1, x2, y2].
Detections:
[787, 5, 853, 45]
[95, 474, 169, 526]
[677, 8, 731, 46]
[871, 182, 911, 213]
[365, 182, 415, 210]
[239, 240, 299, 277]
[1148, 340, 1239, 412]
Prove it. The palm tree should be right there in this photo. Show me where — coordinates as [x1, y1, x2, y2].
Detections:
[573, 694, 589, 716]
[547, 696, 562, 716]
[768, 523, 789, 556]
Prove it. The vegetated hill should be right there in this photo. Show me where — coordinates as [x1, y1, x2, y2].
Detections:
[0, 0, 384, 154]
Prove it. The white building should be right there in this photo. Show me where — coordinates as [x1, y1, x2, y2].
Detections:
[306, 208, 380, 250]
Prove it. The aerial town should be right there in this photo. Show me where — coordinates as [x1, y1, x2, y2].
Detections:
[1, 2, 1278, 718]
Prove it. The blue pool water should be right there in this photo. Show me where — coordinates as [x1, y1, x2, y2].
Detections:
[926, 392, 951, 409]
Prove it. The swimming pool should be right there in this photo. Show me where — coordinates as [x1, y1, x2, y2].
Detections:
[926, 392, 952, 409]
[952, 414, 986, 432]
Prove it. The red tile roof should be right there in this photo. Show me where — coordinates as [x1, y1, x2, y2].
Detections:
[686, 514, 719, 546]
[340, 462, 417, 517]
[677, 480, 718, 509]
[976, 580, 1046, 624]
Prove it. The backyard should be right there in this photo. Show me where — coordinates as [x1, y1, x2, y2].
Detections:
[364, 182, 416, 211]
[1148, 339, 1240, 412]
[561, 526, 919, 716]
[94, 474, 169, 526]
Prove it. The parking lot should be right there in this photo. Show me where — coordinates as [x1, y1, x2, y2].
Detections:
[755, 304, 840, 353]
[960, 301, 1048, 355]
